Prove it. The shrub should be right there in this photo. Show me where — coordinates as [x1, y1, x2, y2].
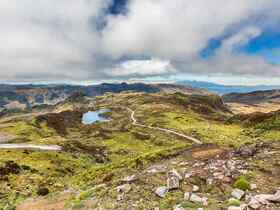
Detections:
[233, 176, 250, 191]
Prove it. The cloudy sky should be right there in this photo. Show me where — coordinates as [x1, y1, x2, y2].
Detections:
[1, 0, 280, 85]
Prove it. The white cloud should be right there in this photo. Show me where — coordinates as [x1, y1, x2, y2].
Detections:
[0, 0, 280, 83]
[0, 0, 109, 81]
[101, 0, 280, 82]
[184, 27, 280, 77]
[102, 0, 279, 60]
[107, 58, 176, 77]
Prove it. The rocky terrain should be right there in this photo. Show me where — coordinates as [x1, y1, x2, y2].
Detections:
[0, 88, 279, 210]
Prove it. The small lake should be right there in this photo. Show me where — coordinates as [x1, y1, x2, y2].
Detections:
[82, 109, 110, 125]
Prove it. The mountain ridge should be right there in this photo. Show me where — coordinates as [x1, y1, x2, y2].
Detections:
[177, 80, 280, 95]
[0, 82, 208, 111]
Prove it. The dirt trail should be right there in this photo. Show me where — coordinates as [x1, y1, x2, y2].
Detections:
[126, 107, 202, 144]
[0, 143, 62, 151]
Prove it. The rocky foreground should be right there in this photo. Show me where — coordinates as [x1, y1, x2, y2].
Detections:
[15, 142, 280, 210]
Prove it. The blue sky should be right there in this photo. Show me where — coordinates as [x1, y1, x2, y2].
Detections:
[0, 0, 280, 85]
[109, 0, 128, 15]
[243, 31, 280, 64]
[201, 28, 280, 64]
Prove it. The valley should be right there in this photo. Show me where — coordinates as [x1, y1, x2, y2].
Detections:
[0, 86, 279, 210]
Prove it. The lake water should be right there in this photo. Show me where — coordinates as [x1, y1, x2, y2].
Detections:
[82, 109, 110, 125]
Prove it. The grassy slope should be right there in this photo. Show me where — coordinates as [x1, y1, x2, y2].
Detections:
[0, 92, 279, 209]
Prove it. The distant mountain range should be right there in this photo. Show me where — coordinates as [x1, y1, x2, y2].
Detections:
[177, 80, 280, 95]
[222, 89, 280, 104]
[0, 82, 207, 111]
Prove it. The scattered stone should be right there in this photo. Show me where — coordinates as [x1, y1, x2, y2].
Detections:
[236, 145, 257, 158]
[117, 193, 124, 201]
[248, 189, 280, 209]
[226, 160, 236, 171]
[228, 204, 247, 210]
[168, 169, 183, 180]
[155, 186, 168, 198]
[239, 169, 248, 175]
[206, 177, 214, 185]
[173, 204, 185, 210]
[250, 183, 257, 190]
[223, 176, 232, 183]
[146, 165, 167, 174]
[184, 192, 208, 206]
[167, 176, 180, 190]
[122, 174, 137, 183]
[184, 192, 191, 200]
[192, 185, 199, 192]
[37, 187, 49, 196]
[116, 184, 131, 194]
[248, 196, 263, 209]
[213, 172, 224, 180]
[179, 161, 189, 166]
[185, 172, 192, 179]
[231, 189, 245, 200]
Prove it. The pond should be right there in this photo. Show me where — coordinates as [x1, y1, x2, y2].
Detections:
[82, 109, 110, 125]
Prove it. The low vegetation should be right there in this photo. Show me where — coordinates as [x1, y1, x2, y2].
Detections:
[0, 91, 279, 209]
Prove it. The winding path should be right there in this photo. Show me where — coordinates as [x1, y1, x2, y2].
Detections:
[0, 143, 62, 151]
[126, 107, 202, 144]
[0, 107, 202, 151]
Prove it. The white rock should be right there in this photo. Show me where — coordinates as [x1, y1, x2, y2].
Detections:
[231, 189, 245, 200]
[167, 176, 180, 190]
[248, 190, 280, 209]
[184, 192, 208, 206]
[116, 184, 131, 194]
[228, 205, 247, 210]
[185, 172, 192, 179]
[256, 190, 280, 202]
[184, 192, 191, 200]
[197, 208, 204, 210]
[168, 169, 183, 180]
[192, 185, 199, 192]
[122, 175, 137, 182]
[146, 164, 167, 174]
[179, 161, 189, 166]
[239, 169, 248, 174]
[117, 193, 124, 201]
[248, 196, 263, 209]
[250, 183, 257, 190]
[155, 186, 168, 198]
[206, 177, 214, 185]
[173, 204, 185, 210]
